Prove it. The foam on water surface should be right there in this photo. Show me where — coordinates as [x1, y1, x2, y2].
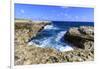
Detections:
[28, 24, 73, 51]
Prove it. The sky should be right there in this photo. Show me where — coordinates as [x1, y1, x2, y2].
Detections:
[15, 3, 94, 22]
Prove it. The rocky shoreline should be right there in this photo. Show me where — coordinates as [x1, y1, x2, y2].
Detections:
[15, 20, 94, 65]
[64, 26, 94, 51]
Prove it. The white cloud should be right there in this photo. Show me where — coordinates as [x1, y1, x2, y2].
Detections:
[20, 9, 25, 14]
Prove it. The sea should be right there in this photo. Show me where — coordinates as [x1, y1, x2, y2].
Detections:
[28, 21, 94, 52]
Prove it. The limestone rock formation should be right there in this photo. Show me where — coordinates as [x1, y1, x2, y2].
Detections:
[15, 44, 94, 65]
[14, 21, 94, 65]
[64, 26, 94, 51]
[15, 21, 51, 44]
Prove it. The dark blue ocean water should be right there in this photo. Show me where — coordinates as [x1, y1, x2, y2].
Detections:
[53, 21, 94, 31]
[29, 21, 94, 52]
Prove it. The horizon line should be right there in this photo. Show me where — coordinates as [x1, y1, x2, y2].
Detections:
[15, 18, 94, 22]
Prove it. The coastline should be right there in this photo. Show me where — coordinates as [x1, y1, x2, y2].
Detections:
[14, 20, 94, 65]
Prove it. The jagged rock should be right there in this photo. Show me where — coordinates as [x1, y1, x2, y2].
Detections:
[14, 21, 94, 65]
[15, 44, 94, 65]
[79, 26, 94, 37]
[15, 21, 50, 45]
[83, 41, 94, 51]
[64, 26, 94, 51]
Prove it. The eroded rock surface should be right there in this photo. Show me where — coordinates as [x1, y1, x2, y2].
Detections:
[15, 21, 94, 65]
[15, 44, 94, 65]
[64, 26, 94, 51]
[15, 21, 50, 44]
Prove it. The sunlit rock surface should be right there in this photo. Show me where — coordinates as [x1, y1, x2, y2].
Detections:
[14, 20, 94, 65]
[64, 26, 94, 51]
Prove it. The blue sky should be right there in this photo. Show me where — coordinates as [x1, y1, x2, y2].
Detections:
[15, 3, 94, 22]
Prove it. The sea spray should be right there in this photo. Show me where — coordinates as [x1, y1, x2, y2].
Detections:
[29, 22, 74, 51]
[44, 24, 59, 30]
[29, 21, 93, 51]
[55, 31, 66, 42]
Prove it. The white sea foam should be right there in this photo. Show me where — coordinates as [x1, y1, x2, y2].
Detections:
[32, 36, 73, 52]
[30, 24, 73, 52]
[39, 37, 52, 47]
[59, 46, 73, 52]
[28, 41, 33, 46]
[28, 41, 39, 47]
[44, 24, 58, 30]
[55, 31, 66, 42]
